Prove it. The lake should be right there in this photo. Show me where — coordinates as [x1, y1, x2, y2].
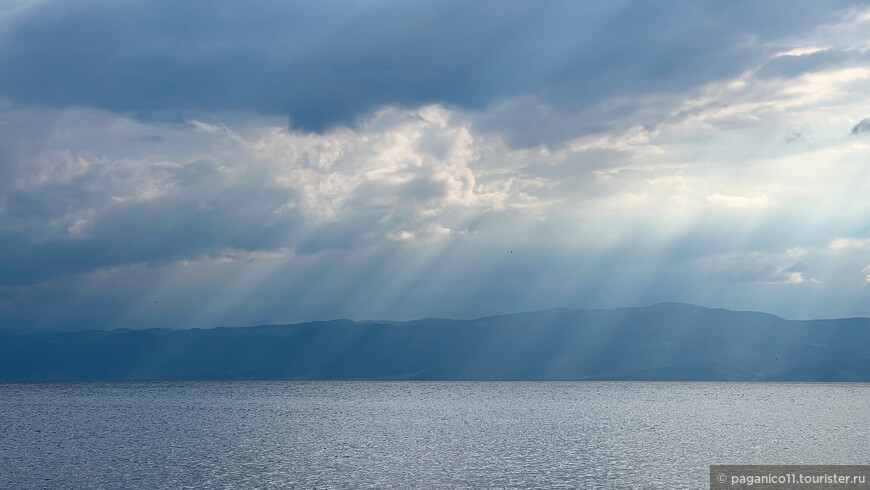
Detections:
[1, 381, 867, 488]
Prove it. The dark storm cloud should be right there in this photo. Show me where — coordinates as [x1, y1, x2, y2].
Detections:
[0, 0, 859, 137]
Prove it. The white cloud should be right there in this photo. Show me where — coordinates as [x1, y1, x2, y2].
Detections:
[388, 230, 416, 242]
[66, 216, 92, 238]
[211, 248, 292, 264]
[773, 46, 826, 57]
[776, 271, 817, 285]
[693, 251, 820, 286]
[14, 149, 89, 189]
[2, 105, 572, 251]
[568, 125, 662, 156]
[829, 237, 870, 250]
[242, 105, 510, 237]
[670, 66, 870, 133]
[706, 194, 772, 208]
[187, 120, 226, 134]
[783, 247, 808, 258]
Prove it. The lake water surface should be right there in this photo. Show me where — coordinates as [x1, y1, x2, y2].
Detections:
[1, 381, 868, 488]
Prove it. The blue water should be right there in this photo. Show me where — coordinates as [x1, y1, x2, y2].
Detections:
[1, 382, 868, 488]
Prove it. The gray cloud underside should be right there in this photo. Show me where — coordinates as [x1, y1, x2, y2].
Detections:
[852, 118, 870, 134]
[0, 0, 861, 134]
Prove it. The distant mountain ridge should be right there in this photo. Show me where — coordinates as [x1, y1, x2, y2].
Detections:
[2, 303, 869, 381]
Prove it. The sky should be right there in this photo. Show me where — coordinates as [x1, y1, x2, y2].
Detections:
[2, 0, 870, 331]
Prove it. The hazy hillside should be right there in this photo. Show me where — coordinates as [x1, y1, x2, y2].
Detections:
[2, 303, 869, 381]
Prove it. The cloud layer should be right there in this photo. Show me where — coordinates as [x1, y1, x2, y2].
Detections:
[2, 1, 870, 330]
[1, 0, 861, 134]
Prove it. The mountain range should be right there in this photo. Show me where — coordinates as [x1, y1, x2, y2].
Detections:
[2, 303, 869, 381]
